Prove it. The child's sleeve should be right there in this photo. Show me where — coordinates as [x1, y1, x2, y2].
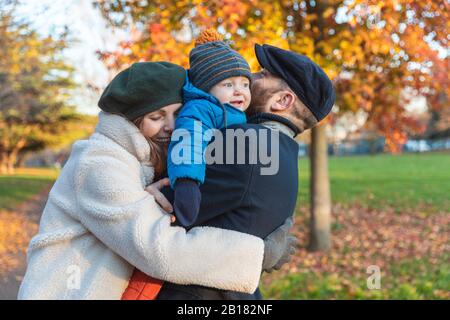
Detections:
[167, 100, 217, 189]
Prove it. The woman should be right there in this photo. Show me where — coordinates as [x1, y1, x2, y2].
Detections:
[18, 61, 295, 299]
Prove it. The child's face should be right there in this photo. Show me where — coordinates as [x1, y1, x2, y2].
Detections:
[209, 76, 251, 111]
[139, 103, 182, 143]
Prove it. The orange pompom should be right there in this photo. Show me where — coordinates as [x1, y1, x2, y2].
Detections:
[195, 28, 223, 46]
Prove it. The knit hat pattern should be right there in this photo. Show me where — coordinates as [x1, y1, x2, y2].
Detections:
[188, 29, 251, 93]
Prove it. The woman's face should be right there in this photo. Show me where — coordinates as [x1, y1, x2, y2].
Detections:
[139, 103, 182, 143]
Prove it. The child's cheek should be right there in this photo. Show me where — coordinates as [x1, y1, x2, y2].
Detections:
[246, 90, 252, 101]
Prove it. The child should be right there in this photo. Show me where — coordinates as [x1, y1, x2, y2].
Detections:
[167, 29, 252, 227]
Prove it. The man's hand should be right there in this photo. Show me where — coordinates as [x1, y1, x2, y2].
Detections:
[145, 178, 176, 223]
[262, 216, 298, 273]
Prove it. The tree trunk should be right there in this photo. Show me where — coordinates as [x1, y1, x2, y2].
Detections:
[16, 151, 29, 167]
[0, 151, 7, 174]
[308, 123, 331, 252]
[4, 136, 27, 175]
[6, 152, 17, 174]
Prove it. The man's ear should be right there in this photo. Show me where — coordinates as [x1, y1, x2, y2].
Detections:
[269, 91, 296, 112]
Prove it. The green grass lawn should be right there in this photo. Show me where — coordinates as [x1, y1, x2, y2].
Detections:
[297, 152, 450, 213]
[0, 168, 59, 211]
[261, 255, 450, 299]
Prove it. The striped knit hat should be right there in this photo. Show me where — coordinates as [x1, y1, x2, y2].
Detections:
[188, 29, 251, 93]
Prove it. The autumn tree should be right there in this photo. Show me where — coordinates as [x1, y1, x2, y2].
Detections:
[15, 114, 98, 167]
[96, 0, 448, 251]
[0, 2, 81, 174]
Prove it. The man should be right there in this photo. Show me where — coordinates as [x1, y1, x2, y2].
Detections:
[158, 44, 335, 299]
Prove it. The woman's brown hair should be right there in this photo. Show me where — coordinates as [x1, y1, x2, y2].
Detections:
[133, 116, 168, 180]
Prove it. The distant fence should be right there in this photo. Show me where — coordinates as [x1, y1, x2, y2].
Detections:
[298, 137, 450, 157]
[404, 138, 450, 153]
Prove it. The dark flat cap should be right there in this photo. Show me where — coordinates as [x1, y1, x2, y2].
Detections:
[98, 62, 186, 120]
[255, 44, 335, 122]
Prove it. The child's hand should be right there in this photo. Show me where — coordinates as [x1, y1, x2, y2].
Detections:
[145, 178, 175, 222]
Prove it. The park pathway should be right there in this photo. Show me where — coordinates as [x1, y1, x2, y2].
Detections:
[0, 188, 50, 300]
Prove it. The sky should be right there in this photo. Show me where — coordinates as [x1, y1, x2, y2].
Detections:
[14, 0, 126, 115]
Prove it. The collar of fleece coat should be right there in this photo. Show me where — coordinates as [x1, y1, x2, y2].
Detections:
[95, 111, 152, 165]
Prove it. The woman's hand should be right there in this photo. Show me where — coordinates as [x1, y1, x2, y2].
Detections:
[145, 178, 176, 223]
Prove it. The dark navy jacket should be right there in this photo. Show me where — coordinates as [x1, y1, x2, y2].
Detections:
[158, 116, 300, 300]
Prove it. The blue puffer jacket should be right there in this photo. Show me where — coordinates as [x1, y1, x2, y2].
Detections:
[167, 73, 247, 188]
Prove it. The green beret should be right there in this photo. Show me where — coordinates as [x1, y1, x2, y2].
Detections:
[98, 62, 186, 120]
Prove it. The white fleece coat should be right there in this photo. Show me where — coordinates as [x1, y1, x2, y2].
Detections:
[18, 112, 264, 300]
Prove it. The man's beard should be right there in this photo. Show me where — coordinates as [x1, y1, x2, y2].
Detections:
[246, 81, 272, 117]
